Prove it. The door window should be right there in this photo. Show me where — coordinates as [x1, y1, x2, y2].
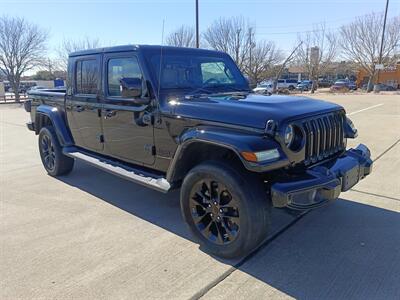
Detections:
[76, 59, 98, 94]
[107, 57, 142, 97]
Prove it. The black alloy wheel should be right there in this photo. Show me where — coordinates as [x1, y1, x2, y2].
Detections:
[181, 161, 271, 258]
[189, 179, 240, 245]
[38, 126, 74, 176]
[40, 133, 56, 172]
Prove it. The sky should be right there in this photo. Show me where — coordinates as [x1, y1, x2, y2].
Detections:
[1, 0, 399, 59]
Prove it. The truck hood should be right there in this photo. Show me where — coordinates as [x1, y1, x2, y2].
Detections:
[171, 93, 344, 130]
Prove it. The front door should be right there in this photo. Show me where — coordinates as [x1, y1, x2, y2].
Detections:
[66, 55, 103, 152]
[101, 53, 155, 166]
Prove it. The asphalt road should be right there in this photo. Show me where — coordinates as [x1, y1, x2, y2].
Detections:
[1, 93, 399, 300]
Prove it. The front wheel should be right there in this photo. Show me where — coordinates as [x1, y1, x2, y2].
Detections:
[180, 161, 271, 258]
[38, 126, 74, 176]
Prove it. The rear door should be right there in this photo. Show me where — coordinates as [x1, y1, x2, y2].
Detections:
[100, 52, 155, 166]
[66, 55, 103, 152]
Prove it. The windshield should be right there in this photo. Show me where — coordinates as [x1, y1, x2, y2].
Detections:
[148, 52, 249, 93]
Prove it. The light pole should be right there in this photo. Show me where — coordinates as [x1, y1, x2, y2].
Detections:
[376, 0, 390, 86]
[195, 0, 199, 48]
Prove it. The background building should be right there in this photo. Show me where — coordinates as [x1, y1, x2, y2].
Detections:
[357, 61, 400, 89]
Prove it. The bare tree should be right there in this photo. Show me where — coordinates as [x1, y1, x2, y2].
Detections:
[0, 16, 48, 101]
[33, 58, 66, 80]
[245, 40, 283, 84]
[203, 16, 253, 70]
[166, 25, 195, 47]
[340, 13, 400, 92]
[56, 37, 101, 71]
[295, 23, 338, 92]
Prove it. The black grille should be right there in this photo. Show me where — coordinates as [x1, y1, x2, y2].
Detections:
[302, 111, 345, 165]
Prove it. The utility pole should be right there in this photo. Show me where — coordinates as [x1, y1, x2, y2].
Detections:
[249, 28, 253, 81]
[376, 0, 390, 85]
[195, 0, 199, 48]
[272, 41, 303, 93]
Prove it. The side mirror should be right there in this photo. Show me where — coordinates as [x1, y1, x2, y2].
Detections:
[120, 77, 142, 98]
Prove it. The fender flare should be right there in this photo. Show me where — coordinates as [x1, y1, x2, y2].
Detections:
[166, 126, 289, 182]
[35, 105, 74, 146]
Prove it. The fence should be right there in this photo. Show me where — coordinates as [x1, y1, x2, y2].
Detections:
[0, 93, 29, 103]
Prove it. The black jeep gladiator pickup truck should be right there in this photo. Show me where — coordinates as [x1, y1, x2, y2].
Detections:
[25, 45, 372, 258]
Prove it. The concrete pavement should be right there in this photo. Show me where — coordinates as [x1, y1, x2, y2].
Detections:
[0, 93, 399, 299]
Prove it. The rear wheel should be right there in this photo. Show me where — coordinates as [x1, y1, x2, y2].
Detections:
[38, 126, 74, 176]
[180, 161, 271, 258]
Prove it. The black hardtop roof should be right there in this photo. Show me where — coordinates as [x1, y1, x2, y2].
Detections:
[68, 44, 226, 57]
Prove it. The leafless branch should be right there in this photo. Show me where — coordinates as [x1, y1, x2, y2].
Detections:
[203, 16, 282, 83]
[0, 15, 48, 101]
[203, 16, 253, 70]
[56, 37, 101, 71]
[340, 13, 400, 91]
[166, 25, 195, 48]
[294, 23, 338, 92]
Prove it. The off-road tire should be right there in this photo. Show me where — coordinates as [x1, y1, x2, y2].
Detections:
[180, 161, 271, 258]
[38, 126, 74, 176]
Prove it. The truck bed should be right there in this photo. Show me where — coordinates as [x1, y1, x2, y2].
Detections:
[27, 89, 67, 119]
[28, 88, 66, 97]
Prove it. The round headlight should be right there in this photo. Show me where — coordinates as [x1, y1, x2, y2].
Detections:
[284, 125, 294, 146]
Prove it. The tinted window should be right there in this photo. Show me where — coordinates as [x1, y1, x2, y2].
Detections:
[148, 53, 248, 91]
[278, 80, 284, 83]
[108, 57, 142, 97]
[76, 60, 98, 94]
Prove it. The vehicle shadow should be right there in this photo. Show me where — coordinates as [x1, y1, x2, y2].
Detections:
[58, 161, 299, 245]
[58, 161, 400, 299]
[58, 161, 193, 241]
[234, 198, 400, 299]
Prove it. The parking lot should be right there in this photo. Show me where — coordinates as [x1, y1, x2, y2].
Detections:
[1, 93, 399, 299]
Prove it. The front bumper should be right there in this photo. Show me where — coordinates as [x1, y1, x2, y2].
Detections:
[26, 122, 35, 131]
[271, 144, 373, 210]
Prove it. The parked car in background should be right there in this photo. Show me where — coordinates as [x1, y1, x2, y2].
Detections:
[334, 79, 357, 90]
[279, 79, 298, 90]
[27, 86, 47, 92]
[9, 86, 28, 94]
[374, 83, 396, 91]
[348, 81, 357, 90]
[296, 80, 313, 91]
[330, 81, 350, 92]
[253, 83, 273, 94]
[318, 78, 333, 88]
[254, 79, 297, 94]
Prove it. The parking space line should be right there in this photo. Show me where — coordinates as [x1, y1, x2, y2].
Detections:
[347, 103, 384, 116]
[193, 211, 309, 300]
[373, 138, 399, 162]
[350, 189, 400, 202]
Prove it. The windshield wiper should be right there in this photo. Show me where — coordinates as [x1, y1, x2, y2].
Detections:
[185, 85, 250, 100]
[184, 86, 215, 99]
[185, 91, 249, 100]
[223, 86, 251, 93]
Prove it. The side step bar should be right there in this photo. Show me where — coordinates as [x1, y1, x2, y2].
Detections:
[63, 147, 171, 193]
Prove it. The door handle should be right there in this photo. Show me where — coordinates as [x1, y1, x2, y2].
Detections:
[104, 109, 117, 119]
